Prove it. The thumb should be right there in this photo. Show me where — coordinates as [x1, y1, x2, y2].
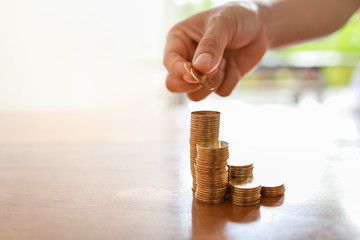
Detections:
[193, 19, 229, 74]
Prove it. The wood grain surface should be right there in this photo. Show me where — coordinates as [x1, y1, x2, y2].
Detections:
[1, 101, 360, 240]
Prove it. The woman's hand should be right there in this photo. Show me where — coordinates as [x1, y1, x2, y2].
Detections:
[163, 2, 268, 101]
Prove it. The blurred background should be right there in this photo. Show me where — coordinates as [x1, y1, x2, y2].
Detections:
[0, 0, 359, 110]
[0, 0, 359, 144]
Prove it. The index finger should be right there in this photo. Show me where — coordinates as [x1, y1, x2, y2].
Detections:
[163, 28, 197, 80]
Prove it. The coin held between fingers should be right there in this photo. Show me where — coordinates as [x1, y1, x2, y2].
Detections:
[184, 61, 215, 91]
[184, 62, 198, 83]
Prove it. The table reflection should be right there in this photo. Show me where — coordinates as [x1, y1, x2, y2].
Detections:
[190, 192, 286, 238]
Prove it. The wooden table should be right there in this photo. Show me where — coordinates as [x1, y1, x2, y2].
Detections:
[1, 99, 360, 239]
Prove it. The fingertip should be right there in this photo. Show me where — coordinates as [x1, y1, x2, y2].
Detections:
[165, 76, 176, 93]
[166, 74, 203, 93]
[216, 88, 233, 97]
[187, 92, 203, 102]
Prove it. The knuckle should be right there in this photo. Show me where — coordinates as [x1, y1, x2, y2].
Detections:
[200, 35, 221, 49]
[209, 13, 229, 26]
[207, 12, 233, 44]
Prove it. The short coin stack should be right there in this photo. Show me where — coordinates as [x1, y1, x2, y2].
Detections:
[228, 179, 262, 206]
[261, 180, 285, 197]
[228, 163, 254, 182]
[195, 140, 229, 204]
[190, 111, 220, 191]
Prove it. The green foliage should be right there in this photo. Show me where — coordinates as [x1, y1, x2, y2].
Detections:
[271, 12, 360, 86]
[321, 67, 354, 86]
[178, 0, 213, 20]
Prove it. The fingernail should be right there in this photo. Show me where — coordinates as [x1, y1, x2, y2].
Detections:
[194, 53, 213, 70]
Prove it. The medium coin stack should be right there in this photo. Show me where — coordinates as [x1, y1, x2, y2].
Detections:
[228, 179, 262, 206]
[195, 140, 229, 204]
[228, 163, 254, 182]
[190, 111, 220, 191]
[261, 181, 285, 197]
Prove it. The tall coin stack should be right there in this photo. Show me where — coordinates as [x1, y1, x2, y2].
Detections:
[190, 111, 220, 191]
[228, 179, 262, 206]
[195, 140, 229, 204]
[228, 163, 254, 182]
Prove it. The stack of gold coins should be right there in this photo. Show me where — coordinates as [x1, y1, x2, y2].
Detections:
[228, 179, 262, 206]
[190, 111, 220, 191]
[195, 140, 229, 204]
[261, 180, 285, 197]
[228, 163, 254, 182]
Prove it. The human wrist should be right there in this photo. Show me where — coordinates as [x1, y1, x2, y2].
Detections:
[254, 0, 274, 49]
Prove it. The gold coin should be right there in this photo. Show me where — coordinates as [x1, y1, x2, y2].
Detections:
[191, 110, 220, 116]
[261, 181, 285, 189]
[197, 153, 229, 159]
[230, 199, 260, 206]
[196, 160, 228, 166]
[261, 186, 285, 191]
[229, 172, 253, 176]
[229, 175, 253, 180]
[230, 193, 261, 199]
[197, 149, 229, 155]
[197, 177, 227, 182]
[195, 198, 225, 205]
[196, 183, 228, 190]
[261, 191, 285, 197]
[196, 185, 228, 191]
[196, 177, 228, 182]
[228, 165, 254, 171]
[196, 176, 228, 183]
[229, 179, 261, 190]
[229, 172, 253, 177]
[196, 196, 227, 202]
[196, 171, 228, 177]
[230, 189, 261, 196]
[197, 140, 228, 149]
[230, 196, 261, 202]
[229, 177, 253, 183]
[184, 62, 193, 76]
[189, 66, 215, 91]
[261, 190, 285, 196]
[196, 189, 227, 196]
[261, 188, 285, 194]
[195, 189, 227, 197]
[196, 196, 226, 202]
[196, 188, 227, 194]
[195, 169, 228, 176]
[195, 192, 225, 199]
[228, 161, 253, 167]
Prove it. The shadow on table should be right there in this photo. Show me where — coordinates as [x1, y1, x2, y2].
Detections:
[191, 195, 284, 239]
